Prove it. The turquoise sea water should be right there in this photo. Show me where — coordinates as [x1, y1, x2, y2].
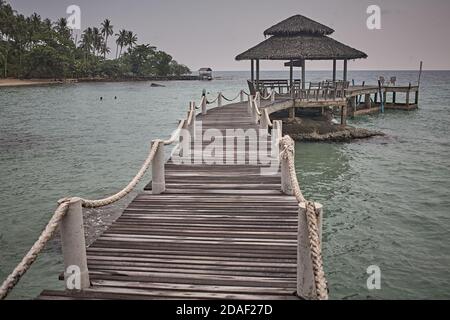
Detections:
[0, 71, 449, 299]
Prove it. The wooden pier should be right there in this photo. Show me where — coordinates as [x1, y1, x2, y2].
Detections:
[0, 91, 327, 301]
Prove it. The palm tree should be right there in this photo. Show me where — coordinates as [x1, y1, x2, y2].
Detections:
[55, 17, 71, 40]
[92, 27, 103, 57]
[100, 19, 113, 59]
[126, 30, 137, 51]
[80, 27, 93, 64]
[115, 29, 127, 58]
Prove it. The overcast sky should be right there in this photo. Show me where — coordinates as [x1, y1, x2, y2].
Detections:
[9, 0, 450, 71]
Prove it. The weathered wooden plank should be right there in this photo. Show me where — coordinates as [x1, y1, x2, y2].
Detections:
[38, 100, 299, 301]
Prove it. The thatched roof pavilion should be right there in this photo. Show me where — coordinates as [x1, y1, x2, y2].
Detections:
[236, 15, 367, 90]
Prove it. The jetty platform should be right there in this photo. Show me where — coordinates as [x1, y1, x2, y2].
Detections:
[0, 91, 327, 301]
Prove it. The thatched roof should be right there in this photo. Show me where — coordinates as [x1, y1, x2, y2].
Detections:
[235, 35, 367, 61]
[264, 15, 334, 36]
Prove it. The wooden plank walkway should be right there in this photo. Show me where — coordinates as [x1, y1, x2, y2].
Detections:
[37, 101, 300, 300]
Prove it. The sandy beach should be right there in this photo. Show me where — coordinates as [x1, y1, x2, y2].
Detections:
[0, 79, 66, 87]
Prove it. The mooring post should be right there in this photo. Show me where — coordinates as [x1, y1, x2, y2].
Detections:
[60, 197, 90, 290]
[218, 93, 223, 108]
[272, 120, 282, 158]
[152, 141, 165, 194]
[280, 141, 293, 195]
[202, 97, 207, 115]
[240, 90, 244, 103]
[407, 83, 412, 107]
[271, 90, 276, 102]
[247, 96, 253, 115]
[297, 202, 323, 299]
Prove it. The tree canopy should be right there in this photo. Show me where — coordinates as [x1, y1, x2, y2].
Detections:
[0, 1, 191, 79]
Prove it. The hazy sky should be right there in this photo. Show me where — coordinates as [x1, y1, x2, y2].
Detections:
[9, 0, 450, 71]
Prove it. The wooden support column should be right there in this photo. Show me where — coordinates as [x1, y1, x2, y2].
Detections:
[301, 60, 306, 90]
[60, 197, 90, 290]
[297, 202, 323, 299]
[332, 59, 337, 82]
[365, 93, 371, 109]
[350, 96, 357, 118]
[341, 104, 347, 126]
[406, 83, 411, 107]
[392, 92, 396, 105]
[289, 60, 294, 97]
[251, 60, 254, 83]
[415, 90, 419, 105]
[343, 59, 348, 83]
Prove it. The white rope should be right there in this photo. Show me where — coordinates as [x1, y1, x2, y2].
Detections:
[221, 92, 241, 102]
[0, 103, 195, 299]
[280, 136, 329, 300]
[0, 202, 69, 300]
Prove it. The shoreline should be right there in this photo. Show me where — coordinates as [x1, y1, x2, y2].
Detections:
[0, 76, 202, 88]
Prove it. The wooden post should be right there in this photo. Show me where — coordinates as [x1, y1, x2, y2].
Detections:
[297, 202, 323, 299]
[301, 60, 306, 90]
[340, 105, 347, 126]
[365, 93, 371, 109]
[260, 109, 269, 136]
[240, 90, 244, 103]
[350, 96, 357, 118]
[152, 141, 165, 194]
[218, 93, 223, 108]
[256, 59, 260, 92]
[378, 80, 384, 113]
[392, 92, 396, 105]
[60, 197, 90, 290]
[289, 60, 294, 97]
[281, 142, 293, 195]
[343, 59, 348, 83]
[272, 120, 282, 158]
[247, 96, 253, 115]
[415, 90, 419, 105]
[189, 104, 196, 139]
[406, 83, 411, 107]
[271, 90, 276, 102]
[332, 59, 336, 82]
[201, 97, 207, 115]
[418, 61, 423, 87]
[251, 60, 254, 83]
[289, 107, 295, 119]
[251, 98, 259, 124]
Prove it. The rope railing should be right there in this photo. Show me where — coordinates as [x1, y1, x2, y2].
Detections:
[0, 88, 328, 301]
[0, 100, 198, 300]
[221, 92, 241, 102]
[206, 93, 220, 105]
[280, 136, 328, 300]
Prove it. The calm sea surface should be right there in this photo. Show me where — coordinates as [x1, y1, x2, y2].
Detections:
[0, 71, 449, 299]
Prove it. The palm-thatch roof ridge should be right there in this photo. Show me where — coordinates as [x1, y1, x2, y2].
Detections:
[235, 35, 368, 61]
[264, 15, 334, 36]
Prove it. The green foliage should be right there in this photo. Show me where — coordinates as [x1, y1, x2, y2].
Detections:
[0, 1, 191, 79]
